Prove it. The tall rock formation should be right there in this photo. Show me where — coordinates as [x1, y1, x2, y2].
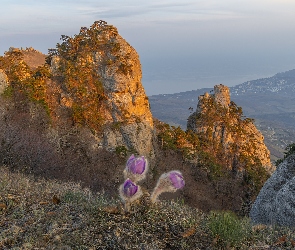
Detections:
[0, 21, 155, 195]
[48, 21, 154, 156]
[187, 84, 271, 173]
[0, 23, 155, 158]
[95, 24, 153, 155]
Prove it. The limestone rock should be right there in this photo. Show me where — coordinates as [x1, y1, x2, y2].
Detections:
[99, 33, 153, 126]
[50, 56, 61, 76]
[213, 84, 230, 107]
[0, 69, 8, 94]
[22, 48, 46, 69]
[187, 84, 271, 172]
[47, 21, 154, 156]
[98, 31, 153, 155]
[102, 122, 154, 155]
[1, 22, 154, 157]
[250, 154, 295, 226]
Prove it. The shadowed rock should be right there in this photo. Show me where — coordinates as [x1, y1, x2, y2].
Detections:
[250, 154, 295, 226]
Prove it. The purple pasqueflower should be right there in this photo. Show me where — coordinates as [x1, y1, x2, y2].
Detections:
[126, 155, 146, 175]
[123, 179, 138, 197]
[150, 170, 185, 203]
[169, 171, 185, 189]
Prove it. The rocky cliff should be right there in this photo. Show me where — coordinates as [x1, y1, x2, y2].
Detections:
[187, 84, 272, 174]
[48, 21, 153, 156]
[0, 21, 154, 157]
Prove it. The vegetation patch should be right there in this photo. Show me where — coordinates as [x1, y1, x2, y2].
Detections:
[207, 210, 251, 248]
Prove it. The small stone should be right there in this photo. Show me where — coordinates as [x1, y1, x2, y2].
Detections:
[0, 203, 7, 209]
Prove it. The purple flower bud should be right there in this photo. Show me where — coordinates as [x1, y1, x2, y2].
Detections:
[123, 179, 138, 197]
[169, 171, 185, 189]
[127, 155, 146, 175]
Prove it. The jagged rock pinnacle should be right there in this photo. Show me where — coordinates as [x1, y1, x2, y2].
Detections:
[187, 84, 271, 172]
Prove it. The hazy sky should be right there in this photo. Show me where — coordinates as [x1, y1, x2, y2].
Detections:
[1, 0, 295, 95]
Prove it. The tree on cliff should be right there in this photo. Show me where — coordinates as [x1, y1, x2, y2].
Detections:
[275, 142, 295, 166]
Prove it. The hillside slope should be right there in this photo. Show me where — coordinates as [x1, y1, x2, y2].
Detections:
[2, 166, 295, 249]
[0, 21, 273, 215]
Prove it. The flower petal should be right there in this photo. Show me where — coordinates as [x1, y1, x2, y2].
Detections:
[123, 179, 138, 197]
[127, 156, 146, 175]
[126, 154, 135, 166]
[169, 171, 185, 189]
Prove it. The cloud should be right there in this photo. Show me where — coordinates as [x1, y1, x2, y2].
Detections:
[0, 1, 90, 35]
[1, 0, 269, 36]
[0, 0, 295, 36]
[75, 0, 246, 27]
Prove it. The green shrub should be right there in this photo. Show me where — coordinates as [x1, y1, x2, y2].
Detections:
[207, 210, 251, 248]
[115, 145, 128, 157]
[197, 151, 225, 180]
[1, 85, 13, 97]
[72, 103, 85, 124]
[111, 121, 121, 131]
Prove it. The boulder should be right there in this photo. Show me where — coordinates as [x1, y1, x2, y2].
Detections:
[250, 154, 295, 226]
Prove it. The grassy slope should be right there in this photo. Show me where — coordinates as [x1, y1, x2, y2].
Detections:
[1, 166, 295, 249]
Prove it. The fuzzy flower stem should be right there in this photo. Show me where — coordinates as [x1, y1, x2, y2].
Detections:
[119, 179, 142, 212]
[151, 170, 185, 203]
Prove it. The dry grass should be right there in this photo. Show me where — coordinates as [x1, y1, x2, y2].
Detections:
[1, 166, 295, 250]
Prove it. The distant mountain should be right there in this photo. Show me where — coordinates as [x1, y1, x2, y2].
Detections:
[231, 69, 295, 96]
[149, 69, 295, 161]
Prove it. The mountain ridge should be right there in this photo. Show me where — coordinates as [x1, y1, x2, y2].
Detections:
[231, 69, 295, 96]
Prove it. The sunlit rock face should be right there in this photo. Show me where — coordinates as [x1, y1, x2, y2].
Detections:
[187, 84, 271, 172]
[1, 22, 154, 156]
[97, 29, 154, 155]
[48, 21, 154, 156]
[250, 154, 295, 227]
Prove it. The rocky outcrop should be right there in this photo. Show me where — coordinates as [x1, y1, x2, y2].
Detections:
[95, 26, 154, 155]
[0, 69, 8, 94]
[48, 21, 154, 156]
[1, 21, 154, 157]
[250, 154, 295, 226]
[187, 84, 271, 172]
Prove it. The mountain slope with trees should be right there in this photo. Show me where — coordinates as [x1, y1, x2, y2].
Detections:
[0, 21, 273, 217]
[149, 69, 295, 161]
